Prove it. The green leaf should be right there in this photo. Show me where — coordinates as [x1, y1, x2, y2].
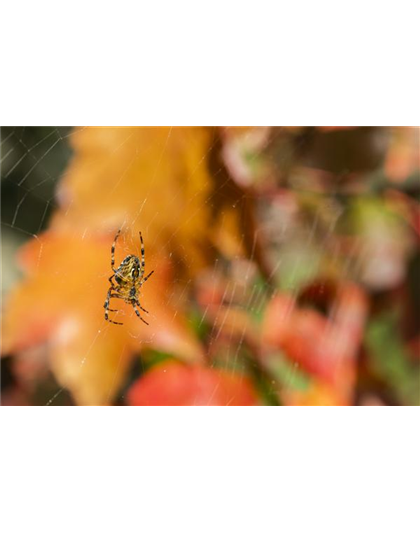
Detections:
[365, 312, 420, 405]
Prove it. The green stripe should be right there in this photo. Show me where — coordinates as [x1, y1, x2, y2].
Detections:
[90, 406, 96, 533]
[288, 407, 347, 533]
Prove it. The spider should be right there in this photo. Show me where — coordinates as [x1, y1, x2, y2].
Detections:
[104, 229, 154, 326]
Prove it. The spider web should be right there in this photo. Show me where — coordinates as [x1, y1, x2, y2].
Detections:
[4, 126, 406, 405]
[1, 126, 354, 406]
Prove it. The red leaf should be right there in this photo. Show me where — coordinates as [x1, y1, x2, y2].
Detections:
[262, 282, 368, 401]
[127, 362, 258, 406]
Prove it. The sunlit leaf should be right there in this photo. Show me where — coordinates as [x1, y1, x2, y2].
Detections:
[52, 127, 260, 274]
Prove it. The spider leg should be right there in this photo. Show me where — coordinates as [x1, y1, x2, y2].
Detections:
[133, 302, 149, 325]
[106, 317, 124, 325]
[139, 232, 145, 278]
[135, 301, 149, 314]
[103, 291, 122, 309]
[111, 229, 121, 271]
[104, 290, 124, 325]
[108, 274, 118, 290]
[141, 270, 154, 285]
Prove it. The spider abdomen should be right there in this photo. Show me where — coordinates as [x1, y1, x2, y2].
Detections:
[115, 255, 141, 283]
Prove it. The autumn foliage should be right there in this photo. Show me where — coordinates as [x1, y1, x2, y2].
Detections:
[2, 127, 419, 405]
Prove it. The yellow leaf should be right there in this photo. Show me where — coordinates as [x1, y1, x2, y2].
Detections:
[53, 127, 215, 273]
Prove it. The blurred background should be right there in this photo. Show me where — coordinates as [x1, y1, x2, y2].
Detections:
[1, 126, 419, 405]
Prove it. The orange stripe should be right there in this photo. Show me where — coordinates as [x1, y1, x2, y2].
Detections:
[96, 407, 114, 533]
[75, 407, 90, 533]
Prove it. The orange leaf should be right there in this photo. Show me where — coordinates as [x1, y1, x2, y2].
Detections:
[52, 127, 213, 273]
[385, 127, 420, 182]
